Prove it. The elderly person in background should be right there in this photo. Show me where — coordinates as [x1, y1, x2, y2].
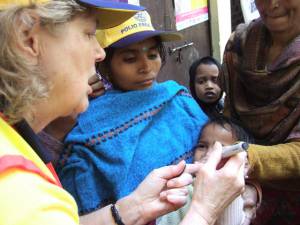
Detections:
[221, 0, 300, 224]
[0, 1, 246, 225]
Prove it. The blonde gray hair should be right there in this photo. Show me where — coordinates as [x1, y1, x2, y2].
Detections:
[0, 0, 88, 124]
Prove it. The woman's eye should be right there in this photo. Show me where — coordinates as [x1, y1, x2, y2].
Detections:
[123, 57, 136, 63]
[86, 32, 96, 39]
[148, 52, 159, 60]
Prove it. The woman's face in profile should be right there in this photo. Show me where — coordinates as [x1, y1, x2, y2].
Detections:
[255, 0, 300, 34]
[39, 14, 105, 117]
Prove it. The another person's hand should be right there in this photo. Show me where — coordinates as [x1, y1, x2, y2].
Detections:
[181, 142, 246, 225]
[88, 74, 106, 98]
[242, 181, 261, 225]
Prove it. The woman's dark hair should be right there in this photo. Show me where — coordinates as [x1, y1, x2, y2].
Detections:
[201, 115, 254, 143]
[97, 36, 166, 81]
[188, 56, 223, 118]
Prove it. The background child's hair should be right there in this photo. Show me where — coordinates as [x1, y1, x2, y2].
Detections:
[201, 115, 254, 143]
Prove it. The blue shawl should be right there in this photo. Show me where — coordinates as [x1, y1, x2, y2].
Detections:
[58, 81, 208, 214]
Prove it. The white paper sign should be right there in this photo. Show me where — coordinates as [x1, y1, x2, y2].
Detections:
[240, 0, 260, 23]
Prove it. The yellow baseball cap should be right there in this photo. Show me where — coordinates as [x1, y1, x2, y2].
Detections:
[97, 10, 183, 48]
[0, 0, 145, 29]
[0, 0, 48, 8]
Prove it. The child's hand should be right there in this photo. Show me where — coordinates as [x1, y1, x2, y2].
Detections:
[88, 74, 106, 97]
[242, 181, 261, 225]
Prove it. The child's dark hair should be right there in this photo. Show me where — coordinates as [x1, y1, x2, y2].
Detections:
[202, 116, 254, 143]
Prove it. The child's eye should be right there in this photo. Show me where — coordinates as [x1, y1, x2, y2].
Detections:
[196, 80, 205, 85]
[212, 77, 218, 83]
[194, 143, 206, 150]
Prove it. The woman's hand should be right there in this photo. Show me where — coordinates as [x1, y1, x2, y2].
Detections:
[117, 161, 201, 225]
[80, 144, 245, 225]
[181, 142, 246, 225]
[80, 161, 200, 225]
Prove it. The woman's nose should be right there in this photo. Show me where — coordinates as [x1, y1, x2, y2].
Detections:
[138, 55, 151, 74]
[95, 43, 106, 63]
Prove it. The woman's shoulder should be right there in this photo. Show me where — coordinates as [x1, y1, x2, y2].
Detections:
[225, 19, 264, 53]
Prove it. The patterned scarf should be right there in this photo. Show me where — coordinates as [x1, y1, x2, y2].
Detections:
[221, 19, 300, 144]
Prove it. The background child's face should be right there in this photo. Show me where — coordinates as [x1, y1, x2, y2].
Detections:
[109, 38, 161, 91]
[194, 123, 236, 162]
[194, 63, 221, 104]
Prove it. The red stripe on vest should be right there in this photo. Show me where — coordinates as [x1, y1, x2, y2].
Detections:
[0, 155, 61, 187]
[46, 162, 62, 187]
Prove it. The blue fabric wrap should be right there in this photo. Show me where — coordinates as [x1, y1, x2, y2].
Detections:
[58, 81, 208, 214]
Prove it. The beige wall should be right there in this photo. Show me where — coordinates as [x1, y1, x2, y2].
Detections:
[209, 0, 232, 62]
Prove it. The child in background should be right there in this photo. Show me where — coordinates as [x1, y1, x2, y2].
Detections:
[157, 116, 260, 225]
[57, 11, 208, 215]
[189, 56, 224, 119]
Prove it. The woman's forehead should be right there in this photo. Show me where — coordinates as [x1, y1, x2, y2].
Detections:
[117, 38, 159, 53]
[71, 13, 97, 29]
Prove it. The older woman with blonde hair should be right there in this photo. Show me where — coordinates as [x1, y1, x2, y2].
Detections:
[0, 1, 246, 225]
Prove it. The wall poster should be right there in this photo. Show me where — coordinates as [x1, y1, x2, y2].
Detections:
[174, 0, 208, 31]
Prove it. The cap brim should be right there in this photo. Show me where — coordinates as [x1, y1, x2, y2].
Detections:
[77, 0, 145, 29]
[110, 30, 183, 48]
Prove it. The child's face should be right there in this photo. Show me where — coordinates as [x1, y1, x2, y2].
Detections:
[109, 38, 162, 91]
[194, 64, 221, 104]
[194, 123, 236, 162]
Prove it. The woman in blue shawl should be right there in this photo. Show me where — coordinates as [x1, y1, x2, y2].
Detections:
[58, 11, 208, 215]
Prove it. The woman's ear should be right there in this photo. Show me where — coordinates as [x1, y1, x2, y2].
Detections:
[17, 10, 41, 62]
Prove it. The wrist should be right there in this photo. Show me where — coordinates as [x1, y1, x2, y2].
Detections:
[182, 200, 217, 225]
[116, 194, 145, 225]
[111, 204, 125, 225]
